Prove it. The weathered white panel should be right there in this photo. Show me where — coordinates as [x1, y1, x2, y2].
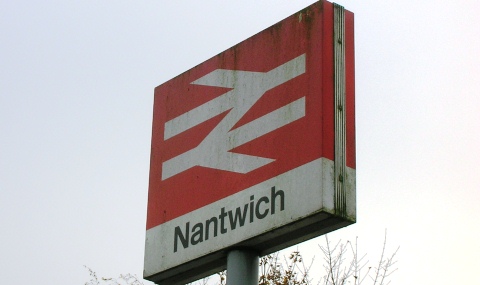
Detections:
[145, 157, 337, 276]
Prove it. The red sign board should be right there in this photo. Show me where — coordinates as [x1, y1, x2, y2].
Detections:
[145, 1, 355, 284]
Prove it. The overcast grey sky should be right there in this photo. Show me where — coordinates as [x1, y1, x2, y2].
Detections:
[1, 1, 479, 284]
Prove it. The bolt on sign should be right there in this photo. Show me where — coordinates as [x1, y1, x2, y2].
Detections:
[144, 1, 355, 284]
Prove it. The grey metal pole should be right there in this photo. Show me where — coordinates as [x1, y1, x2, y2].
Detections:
[226, 249, 259, 285]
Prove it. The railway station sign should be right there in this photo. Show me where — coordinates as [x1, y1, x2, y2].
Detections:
[144, 1, 356, 284]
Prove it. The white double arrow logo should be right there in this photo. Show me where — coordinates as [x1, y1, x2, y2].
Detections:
[162, 54, 306, 180]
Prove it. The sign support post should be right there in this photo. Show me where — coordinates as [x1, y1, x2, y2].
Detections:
[226, 249, 259, 285]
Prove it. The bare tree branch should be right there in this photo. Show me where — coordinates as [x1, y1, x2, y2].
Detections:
[86, 232, 398, 285]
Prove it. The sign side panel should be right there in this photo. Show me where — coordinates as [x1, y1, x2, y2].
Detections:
[345, 10, 355, 169]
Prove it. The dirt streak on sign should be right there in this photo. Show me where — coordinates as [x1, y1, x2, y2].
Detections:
[144, 1, 355, 284]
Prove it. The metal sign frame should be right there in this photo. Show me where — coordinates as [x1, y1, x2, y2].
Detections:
[144, 1, 355, 284]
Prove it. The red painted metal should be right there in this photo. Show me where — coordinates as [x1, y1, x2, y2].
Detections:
[147, 2, 354, 230]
